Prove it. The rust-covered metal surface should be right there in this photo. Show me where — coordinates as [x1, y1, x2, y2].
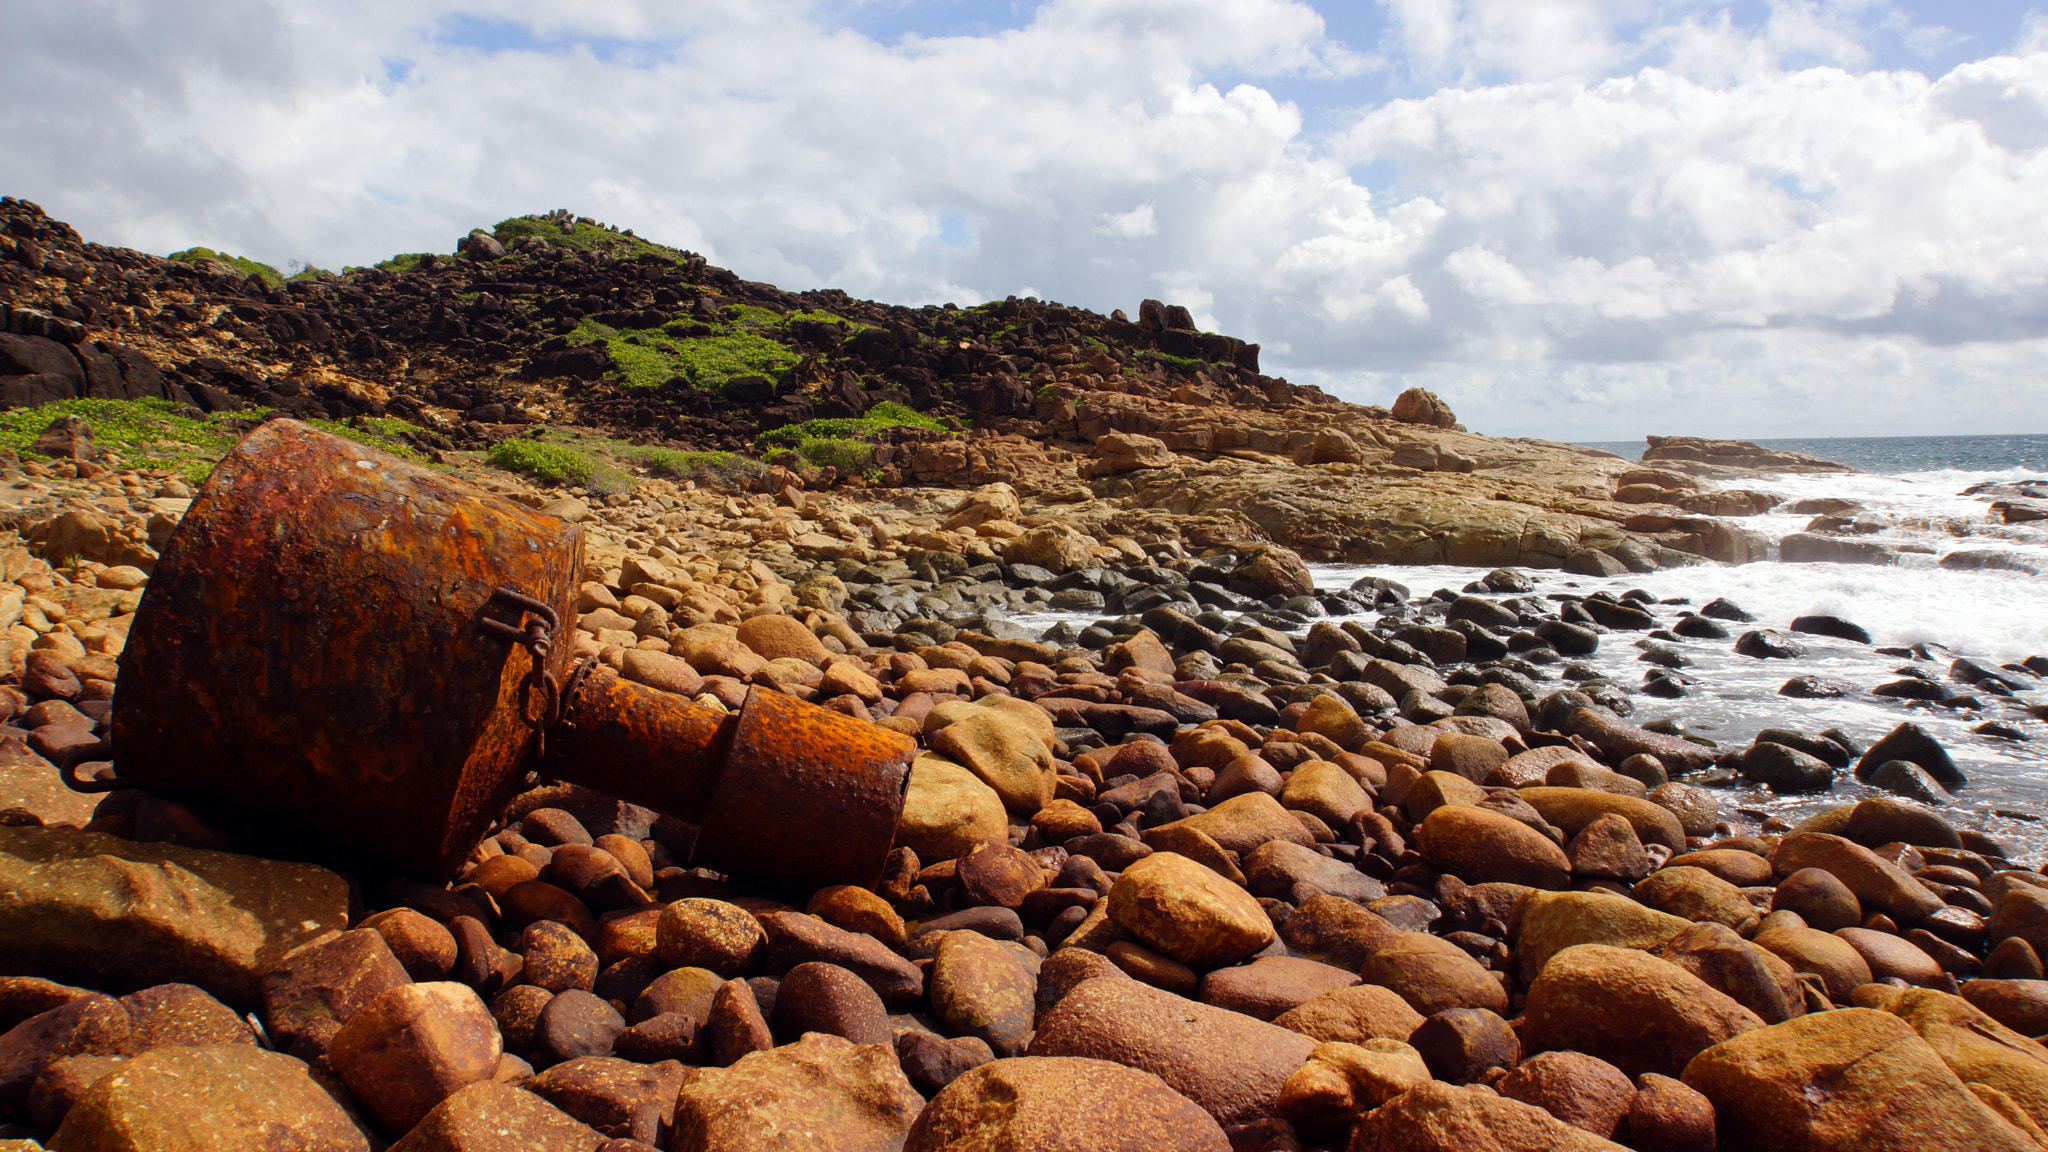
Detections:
[112, 419, 583, 878]
[692, 685, 914, 892]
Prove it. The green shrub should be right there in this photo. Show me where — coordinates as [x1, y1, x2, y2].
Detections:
[755, 400, 944, 448]
[486, 439, 593, 485]
[641, 449, 767, 487]
[796, 436, 874, 473]
[167, 247, 285, 286]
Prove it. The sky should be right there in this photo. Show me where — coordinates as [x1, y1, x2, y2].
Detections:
[6, 0, 2048, 441]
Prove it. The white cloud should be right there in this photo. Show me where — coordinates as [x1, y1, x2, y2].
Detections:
[1, 0, 2046, 439]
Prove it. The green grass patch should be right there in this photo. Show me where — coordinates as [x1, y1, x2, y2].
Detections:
[491, 216, 684, 263]
[754, 400, 945, 449]
[781, 308, 869, 332]
[167, 247, 285, 286]
[568, 317, 801, 392]
[485, 439, 595, 485]
[793, 436, 873, 473]
[0, 398, 255, 482]
[1140, 349, 1204, 373]
[640, 448, 767, 487]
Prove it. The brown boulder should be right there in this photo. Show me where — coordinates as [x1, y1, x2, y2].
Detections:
[904, 1056, 1228, 1152]
[1769, 833, 1944, 922]
[1509, 890, 1692, 985]
[1106, 852, 1275, 969]
[1274, 983, 1426, 1044]
[931, 931, 1037, 1057]
[387, 1081, 606, 1152]
[1029, 976, 1317, 1127]
[327, 982, 502, 1134]
[1199, 956, 1358, 1021]
[1357, 932, 1508, 1016]
[1523, 945, 1764, 1079]
[670, 1032, 924, 1152]
[1390, 387, 1458, 428]
[1346, 1081, 1628, 1151]
[1518, 787, 1685, 850]
[51, 1044, 371, 1152]
[1414, 805, 1569, 889]
[1682, 1008, 2041, 1151]
[1496, 1049, 1636, 1139]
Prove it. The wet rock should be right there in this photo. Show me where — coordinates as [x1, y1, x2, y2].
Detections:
[1347, 1081, 1628, 1151]
[1519, 786, 1684, 850]
[1735, 630, 1806, 659]
[387, 1081, 605, 1152]
[1496, 1050, 1636, 1139]
[1842, 796, 1959, 848]
[1790, 615, 1872, 643]
[0, 826, 348, 1008]
[1276, 895, 1402, 970]
[670, 1032, 923, 1152]
[328, 982, 503, 1134]
[1106, 852, 1276, 968]
[1867, 760, 1953, 805]
[1682, 1008, 2039, 1151]
[1029, 975, 1317, 1126]
[905, 1056, 1228, 1152]
[1836, 928, 1943, 985]
[1779, 674, 1852, 698]
[1738, 742, 1835, 792]
[1567, 813, 1653, 882]
[51, 1044, 371, 1152]
[1853, 722, 1965, 787]
[1563, 710, 1715, 775]
[1523, 944, 1764, 1079]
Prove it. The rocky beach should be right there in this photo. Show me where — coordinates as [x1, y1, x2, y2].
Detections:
[3, 195, 2048, 1151]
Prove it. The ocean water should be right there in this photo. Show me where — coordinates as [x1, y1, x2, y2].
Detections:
[1575, 432, 2048, 473]
[1029, 434, 2048, 856]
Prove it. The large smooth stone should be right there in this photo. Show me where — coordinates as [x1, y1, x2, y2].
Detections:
[51, 1044, 370, 1152]
[1106, 852, 1275, 969]
[0, 826, 347, 1008]
[1029, 976, 1316, 1127]
[1682, 1009, 2040, 1151]
[1523, 945, 1764, 1079]
[670, 1032, 924, 1152]
[904, 1056, 1228, 1152]
[1414, 805, 1569, 889]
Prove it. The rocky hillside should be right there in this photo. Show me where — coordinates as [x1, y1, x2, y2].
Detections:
[0, 194, 1848, 571]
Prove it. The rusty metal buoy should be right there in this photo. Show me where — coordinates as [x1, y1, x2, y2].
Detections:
[109, 420, 914, 889]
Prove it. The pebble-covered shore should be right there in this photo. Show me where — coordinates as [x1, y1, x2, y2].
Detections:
[5, 436, 2048, 1152]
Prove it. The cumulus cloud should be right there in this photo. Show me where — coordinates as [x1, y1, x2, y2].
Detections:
[1, 0, 2045, 438]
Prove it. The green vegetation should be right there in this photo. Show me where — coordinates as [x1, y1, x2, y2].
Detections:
[491, 216, 684, 263]
[0, 398, 247, 482]
[754, 401, 944, 450]
[1140, 349, 1205, 373]
[781, 308, 869, 332]
[167, 247, 285, 286]
[640, 448, 766, 487]
[791, 436, 874, 473]
[485, 439, 596, 485]
[564, 315, 802, 393]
